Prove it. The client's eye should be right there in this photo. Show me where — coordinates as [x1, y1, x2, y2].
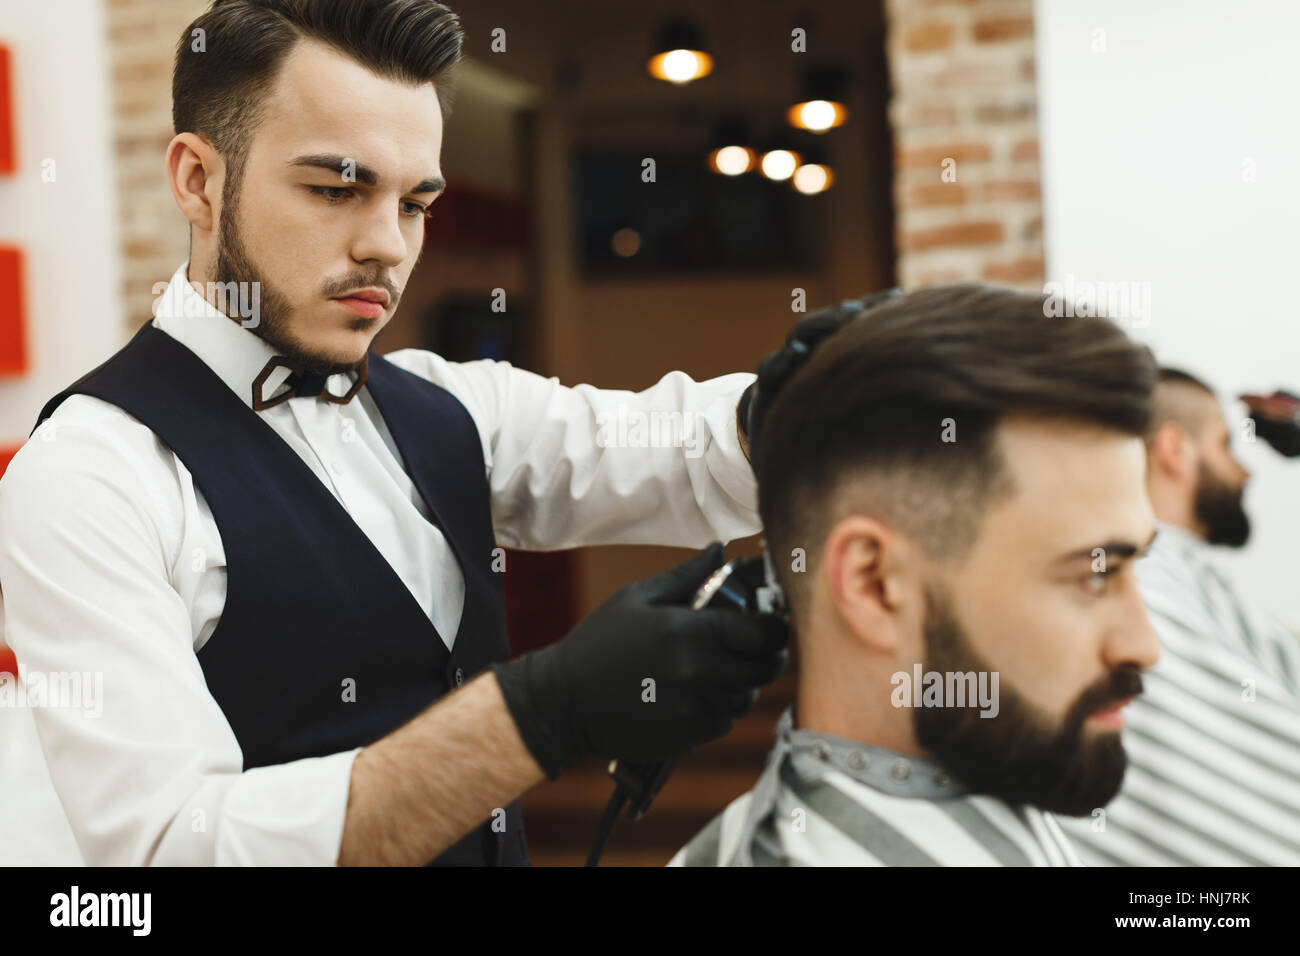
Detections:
[1083, 570, 1111, 595]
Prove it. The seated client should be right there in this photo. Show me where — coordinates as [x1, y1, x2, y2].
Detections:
[673, 284, 1161, 866]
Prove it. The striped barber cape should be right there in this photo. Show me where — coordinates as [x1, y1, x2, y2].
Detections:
[670, 707, 1084, 866]
[1059, 523, 1300, 866]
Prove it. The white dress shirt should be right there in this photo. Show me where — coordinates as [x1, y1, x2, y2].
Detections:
[0, 262, 759, 866]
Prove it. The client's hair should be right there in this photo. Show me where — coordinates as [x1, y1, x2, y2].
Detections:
[756, 283, 1156, 626]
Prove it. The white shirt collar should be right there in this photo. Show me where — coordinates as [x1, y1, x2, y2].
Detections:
[1153, 520, 1207, 554]
[150, 262, 352, 411]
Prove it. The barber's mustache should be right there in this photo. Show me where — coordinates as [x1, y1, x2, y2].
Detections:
[325, 275, 400, 303]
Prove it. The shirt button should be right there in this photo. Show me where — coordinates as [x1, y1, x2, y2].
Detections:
[810, 741, 831, 761]
[454, 667, 465, 687]
[848, 752, 868, 771]
[330, 460, 343, 476]
[891, 760, 911, 781]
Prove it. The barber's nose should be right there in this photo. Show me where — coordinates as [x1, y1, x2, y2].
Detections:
[353, 205, 409, 269]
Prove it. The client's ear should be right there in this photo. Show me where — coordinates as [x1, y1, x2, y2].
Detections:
[1150, 421, 1195, 483]
[821, 515, 918, 653]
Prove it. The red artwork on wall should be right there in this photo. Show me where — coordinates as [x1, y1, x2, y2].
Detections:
[0, 44, 14, 174]
[0, 44, 24, 375]
[0, 245, 27, 375]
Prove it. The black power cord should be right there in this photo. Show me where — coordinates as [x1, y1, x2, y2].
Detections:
[586, 788, 628, 868]
[585, 555, 786, 866]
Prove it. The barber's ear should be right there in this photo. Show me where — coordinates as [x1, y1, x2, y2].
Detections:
[167, 132, 221, 234]
[1151, 422, 1195, 481]
[821, 515, 915, 653]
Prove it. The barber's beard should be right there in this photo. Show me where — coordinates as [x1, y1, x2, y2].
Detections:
[1193, 461, 1251, 547]
[211, 180, 359, 378]
[912, 581, 1142, 816]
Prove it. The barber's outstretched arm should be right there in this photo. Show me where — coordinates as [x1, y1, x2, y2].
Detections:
[382, 349, 759, 550]
[338, 543, 788, 866]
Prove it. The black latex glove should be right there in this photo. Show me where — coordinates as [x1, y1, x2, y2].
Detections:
[738, 288, 903, 469]
[491, 543, 789, 779]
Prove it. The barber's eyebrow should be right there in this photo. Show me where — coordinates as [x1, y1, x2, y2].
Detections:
[1056, 527, 1159, 565]
[288, 153, 446, 195]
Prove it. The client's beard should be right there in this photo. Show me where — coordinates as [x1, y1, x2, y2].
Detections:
[1193, 461, 1251, 548]
[210, 176, 360, 378]
[912, 581, 1142, 816]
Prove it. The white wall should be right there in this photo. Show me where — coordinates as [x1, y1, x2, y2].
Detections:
[1035, 0, 1300, 628]
[0, 0, 117, 864]
[0, 0, 125, 445]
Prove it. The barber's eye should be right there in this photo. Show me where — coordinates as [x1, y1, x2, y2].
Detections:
[310, 186, 352, 202]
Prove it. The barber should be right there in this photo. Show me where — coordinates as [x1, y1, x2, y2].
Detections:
[0, 0, 796, 865]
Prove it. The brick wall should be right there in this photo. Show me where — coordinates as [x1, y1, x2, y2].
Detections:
[107, 0, 207, 329]
[106, 0, 1046, 316]
[884, 0, 1043, 291]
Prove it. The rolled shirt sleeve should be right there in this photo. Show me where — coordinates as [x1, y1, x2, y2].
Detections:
[382, 350, 761, 550]
[0, 408, 358, 866]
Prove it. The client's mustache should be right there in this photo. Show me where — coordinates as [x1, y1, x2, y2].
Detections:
[1065, 665, 1144, 731]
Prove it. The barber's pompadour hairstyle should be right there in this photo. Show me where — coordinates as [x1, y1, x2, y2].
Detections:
[173, 0, 463, 186]
[755, 283, 1157, 624]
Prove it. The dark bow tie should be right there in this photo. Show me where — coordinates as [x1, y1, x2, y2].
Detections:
[252, 354, 369, 411]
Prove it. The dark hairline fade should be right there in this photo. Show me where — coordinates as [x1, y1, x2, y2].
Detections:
[755, 283, 1157, 628]
[1149, 366, 1219, 441]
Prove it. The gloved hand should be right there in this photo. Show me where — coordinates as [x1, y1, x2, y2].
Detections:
[491, 542, 789, 779]
[738, 288, 903, 468]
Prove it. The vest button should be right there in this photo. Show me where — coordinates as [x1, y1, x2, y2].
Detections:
[454, 667, 465, 687]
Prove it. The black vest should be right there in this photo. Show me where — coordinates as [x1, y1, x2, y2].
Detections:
[33, 323, 528, 866]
